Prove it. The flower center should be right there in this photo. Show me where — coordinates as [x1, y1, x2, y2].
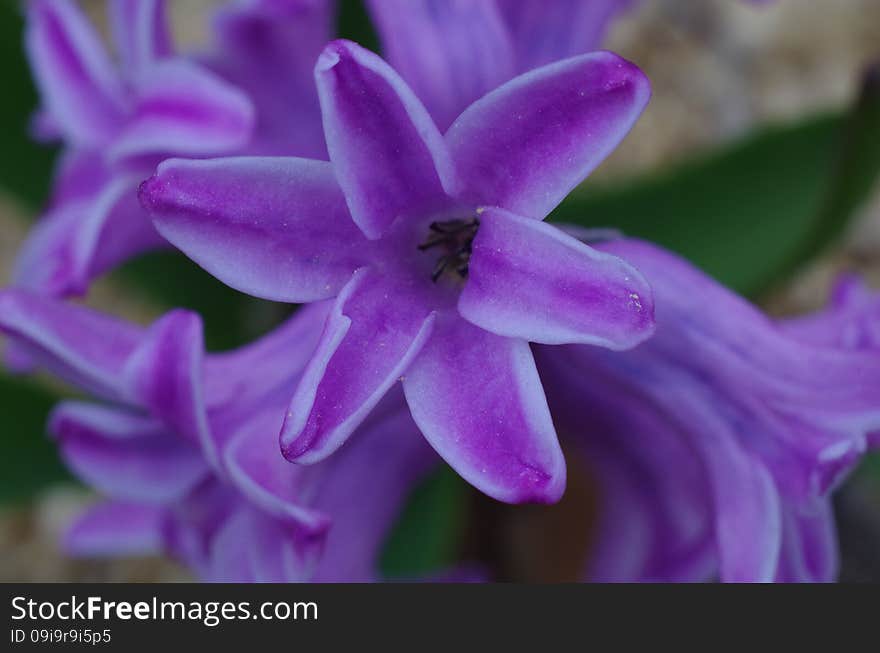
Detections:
[417, 218, 480, 283]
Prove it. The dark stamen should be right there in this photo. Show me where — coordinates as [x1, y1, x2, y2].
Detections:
[418, 218, 480, 283]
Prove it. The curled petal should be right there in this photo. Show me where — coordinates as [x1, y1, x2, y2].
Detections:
[403, 315, 565, 504]
[51, 402, 209, 503]
[123, 310, 215, 468]
[111, 60, 254, 161]
[281, 270, 436, 463]
[446, 51, 650, 219]
[140, 157, 367, 302]
[315, 40, 459, 238]
[460, 207, 654, 348]
[0, 290, 142, 400]
[25, 0, 125, 145]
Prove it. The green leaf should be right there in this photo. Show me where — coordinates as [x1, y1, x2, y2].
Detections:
[380, 465, 469, 578]
[551, 69, 880, 296]
[0, 2, 57, 208]
[337, 0, 380, 53]
[0, 372, 71, 504]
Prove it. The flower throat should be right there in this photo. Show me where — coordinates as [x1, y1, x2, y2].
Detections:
[417, 218, 480, 283]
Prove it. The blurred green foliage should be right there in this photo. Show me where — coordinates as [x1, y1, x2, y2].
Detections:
[380, 466, 469, 579]
[0, 2, 57, 208]
[0, 373, 71, 503]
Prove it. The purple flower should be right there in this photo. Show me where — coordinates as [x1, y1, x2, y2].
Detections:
[15, 0, 255, 299]
[536, 240, 880, 582]
[15, 0, 333, 300]
[139, 40, 654, 504]
[0, 290, 438, 581]
[365, 0, 636, 129]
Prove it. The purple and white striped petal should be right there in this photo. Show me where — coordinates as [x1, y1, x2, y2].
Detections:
[315, 40, 460, 239]
[140, 156, 367, 302]
[460, 207, 654, 348]
[403, 315, 565, 504]
[446, 52, 650, 219]
[281, 270, 436, 463]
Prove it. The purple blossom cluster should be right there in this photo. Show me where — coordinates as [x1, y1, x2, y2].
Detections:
[2, 0, 877, 582]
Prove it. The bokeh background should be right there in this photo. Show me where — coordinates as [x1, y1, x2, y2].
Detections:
[1, 0, 879, 581]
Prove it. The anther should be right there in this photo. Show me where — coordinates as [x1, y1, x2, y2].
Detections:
[418, 218, 479, 283]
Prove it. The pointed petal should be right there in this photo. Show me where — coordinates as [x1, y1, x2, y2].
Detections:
[140, 156, 367, 302]
[460, 208, 654, 348]
[64, 500, 166, 557]
[109, 0, 172, 77]
[25, 0, 125, 146]
[51, 402, 208, 503]
[365, 0, 516, 130]
[315, 40, 459, 239]
[0, 290, 142, 400]
[403, 315, 565, 504]
[498, 0, 636, 70]
[14, 175, 165, 298]
[446, 51, 650, 219]
[123, 310, 215, 468]
[281, 270, 436, 463]
[110, 60, 254, 160]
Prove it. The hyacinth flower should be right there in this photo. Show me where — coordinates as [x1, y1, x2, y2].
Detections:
[139, 40, 655, 504]
[0, 291, 438, 582]
[535, 240, 880, 582]
[204, 0, 334, 158]
[365, 0, 637, 130]
[15, 0, 256, 299]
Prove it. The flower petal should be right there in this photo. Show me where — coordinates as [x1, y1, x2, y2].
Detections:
[315, 40, 459, 239]
[310, 401, 440, 582]
[123, 310, 215, 468]
[14, 175, 166, 298]
[64, 500, 166, 557]
[775, 501, 838, 582]
[0, 290, 142, 400]
[25, 0, 125, 145]
[460, 208, 654, 348]
[140, 156, 367, 302]
[599, 238, 880, 498]
[51, 402, 209, 503]
[209, 0, 332, 158]
[281, 270, 436, 463]
[109, 0, 172, 77]
[446, 51, 650, 219]
[110, 59, 254, 161]
[498, 0, 636, 71]
[365, 0, 516, 130]
[403, 314, 565, 504]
